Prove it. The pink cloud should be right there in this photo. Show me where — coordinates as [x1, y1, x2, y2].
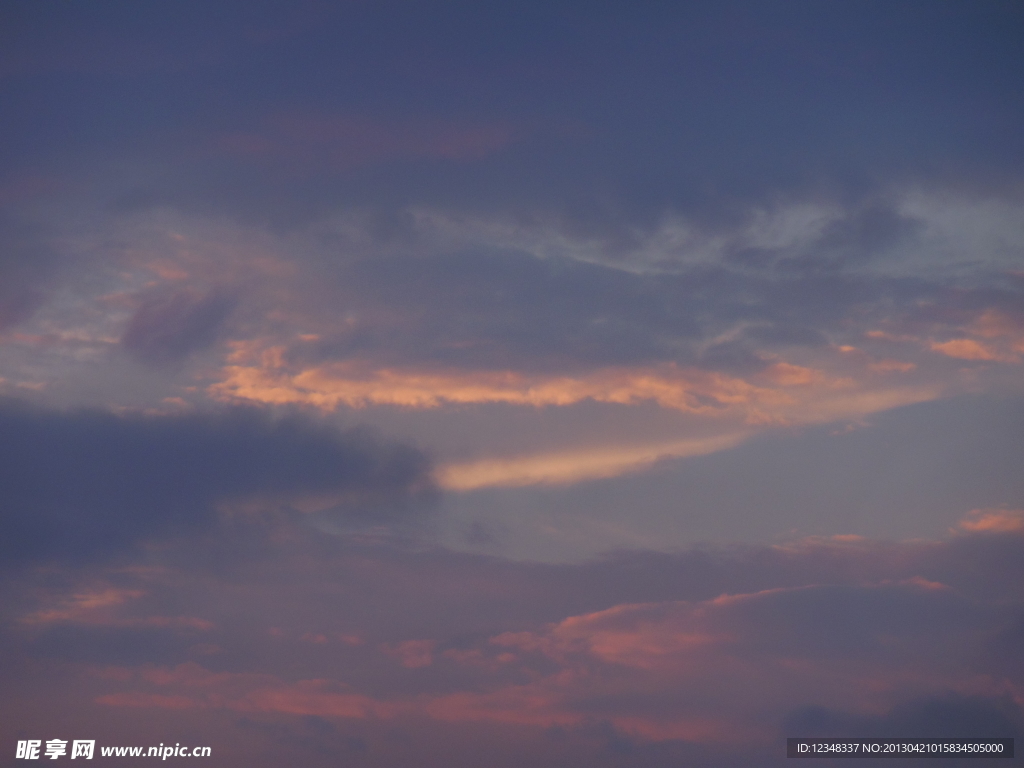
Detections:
[90, 573, 1012, 747]
[971, 309, 1024, 341]
[382, 639, 435, 668]
[24, 521, 1020, 766]
[930, 338, 1003, 361]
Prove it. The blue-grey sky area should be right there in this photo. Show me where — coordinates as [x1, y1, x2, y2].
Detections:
[1, 2, 1023, 765]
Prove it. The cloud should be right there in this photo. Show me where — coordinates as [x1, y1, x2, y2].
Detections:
[0, 399, 435, 564]
[956, 508, 1024, 534]
[435, 433, 748, 490]
[7, 191, 1023, 411]
[5, 192, 1020, 509]
[3, 503, 1022, 765]
[208, 352, 939, 488]
[0, 212, 60, 331]
[46, 525, 1019, 758]
[382, 639, 435, 669]
[930, 338, 1007, 362]
[211, 341, 940, 423]
[121, 287, 235, 365]
[210, 359, 808, 413]
[783, 693, 1021, 739]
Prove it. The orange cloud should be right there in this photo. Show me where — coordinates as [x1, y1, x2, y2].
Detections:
[208, 351, 939, 489]
[210, 358, 780, 413]
[553, 614, 721, 670]
[211, 356, 936, 424]
[956, 508, 1024, 534]
[970, 309, 1024, 355]
[756, 362, 827, 387]
[971, 309, 1024, 340]
[436, 433, 748, 490]
[929, 339, 1002, 361]
[866, 330, 919, 342]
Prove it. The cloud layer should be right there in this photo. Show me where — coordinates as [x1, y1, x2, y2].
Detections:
[3, 513, 1021, 766]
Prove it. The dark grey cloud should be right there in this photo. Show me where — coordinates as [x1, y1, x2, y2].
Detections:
[235, 715, 368, 763]
[0, 399, 435, 565]
[233, 184, 1018, 378]
[812, 203, 923, 266]
[121, 288, 235, 365]
[4, 2, 1022, 229]
[298, 250, 705, 371]
[285, 236, 996, 374]
[291, 257, 819, 372]
[784, 693, 1021, 740]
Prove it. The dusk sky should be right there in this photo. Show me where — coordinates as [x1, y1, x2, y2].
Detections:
[2, 2, 1023, 765]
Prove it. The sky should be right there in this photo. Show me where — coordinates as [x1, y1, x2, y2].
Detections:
[1, 1, 1023, 765]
